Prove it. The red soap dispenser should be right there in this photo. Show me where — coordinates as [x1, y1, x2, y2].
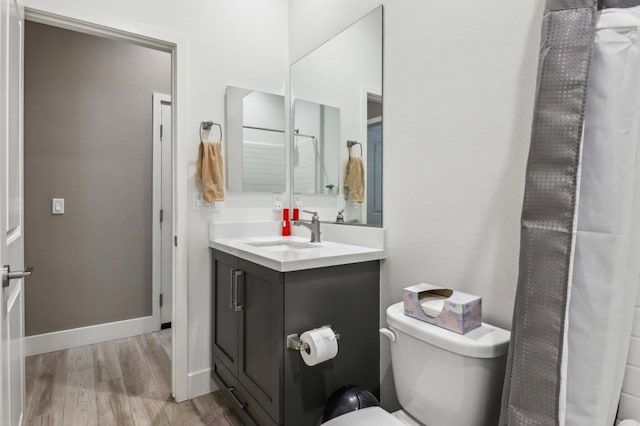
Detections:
[282, 208, 291, 236]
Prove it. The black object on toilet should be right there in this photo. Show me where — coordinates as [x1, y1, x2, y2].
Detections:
[321, 385, 380, 424]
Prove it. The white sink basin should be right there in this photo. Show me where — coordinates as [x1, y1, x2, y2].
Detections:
[246, 240, 319, 252]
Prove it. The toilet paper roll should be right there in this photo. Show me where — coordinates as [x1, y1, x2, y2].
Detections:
[299, 326, 339, 366]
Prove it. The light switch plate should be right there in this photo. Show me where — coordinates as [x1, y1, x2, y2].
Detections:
[193, 192, 216, 210]
[193, 192, 204, 208]
[52, 198, 64, 215]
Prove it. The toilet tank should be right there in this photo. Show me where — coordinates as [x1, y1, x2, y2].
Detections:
[385, 302, 510, 426]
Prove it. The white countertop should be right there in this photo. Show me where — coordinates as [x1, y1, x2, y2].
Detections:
[209, 235, 385, 272]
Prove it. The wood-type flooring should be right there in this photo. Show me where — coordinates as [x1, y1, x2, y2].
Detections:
[24, 329, 241, 425]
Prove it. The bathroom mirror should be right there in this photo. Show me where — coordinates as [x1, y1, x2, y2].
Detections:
[290, 6, 383, 226]
[226, 86, 286, 193]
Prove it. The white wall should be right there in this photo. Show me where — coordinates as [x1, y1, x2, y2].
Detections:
[290, 0, 544, 409]
[243, 90, 286, 130]
[23, 0, 289, 398]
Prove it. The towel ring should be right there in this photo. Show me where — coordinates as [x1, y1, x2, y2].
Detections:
[294, 129, 317, 148]
[347, 140, 362, 157]
[200, 121, 223, 143]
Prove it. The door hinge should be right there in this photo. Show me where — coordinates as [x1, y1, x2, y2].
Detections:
[174, 236, 178, 247]
[160, 124, 163, 140]
[160, 209, 164, 223]
[160, 293, 164, 307]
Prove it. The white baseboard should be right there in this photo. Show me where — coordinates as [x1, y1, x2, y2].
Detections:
[25, 316, 157, 356]
[188, 368, 219, 399]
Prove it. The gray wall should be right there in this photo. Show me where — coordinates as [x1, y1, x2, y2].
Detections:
[24, 22, 171, 336]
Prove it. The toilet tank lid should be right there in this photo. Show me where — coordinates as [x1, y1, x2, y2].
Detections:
[386, 302, 511, 358]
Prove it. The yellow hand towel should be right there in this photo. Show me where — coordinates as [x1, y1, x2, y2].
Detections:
[196, 141, 225, 202]
[344, 156, 365, 203]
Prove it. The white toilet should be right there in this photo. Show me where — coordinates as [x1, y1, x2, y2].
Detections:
[324, 301, 511, 426]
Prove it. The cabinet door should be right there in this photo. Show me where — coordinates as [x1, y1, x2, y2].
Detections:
[211, 250, 240, 375]
[283, 261, 381, 425]
[237, 259, 284, 423]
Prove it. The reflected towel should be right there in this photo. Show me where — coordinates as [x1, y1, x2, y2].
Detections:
[344, 157, 364, 203]
[196, 141, 225, 202]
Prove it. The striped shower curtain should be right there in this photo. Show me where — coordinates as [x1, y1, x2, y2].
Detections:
[501, 1, 640, 424]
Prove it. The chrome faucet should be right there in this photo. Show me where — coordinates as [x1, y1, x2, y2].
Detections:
[293, 210, 321, 242]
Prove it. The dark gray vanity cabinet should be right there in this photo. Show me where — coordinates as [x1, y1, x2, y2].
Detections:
[211, 249, 380, 426]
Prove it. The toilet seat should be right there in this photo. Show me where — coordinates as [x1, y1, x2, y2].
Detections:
[321, 406, 406, 426]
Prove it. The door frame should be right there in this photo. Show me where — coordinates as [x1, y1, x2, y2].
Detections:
[359, 86, 382, 224]
[366, 93, 382, 227]
[23, 8, 189, 402]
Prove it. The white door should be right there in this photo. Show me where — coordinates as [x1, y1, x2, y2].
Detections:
[160, 100, 172, 326]
[153, 93, 172, 328]
[366, 121, 382, 226]
[0, 0, 27, 424]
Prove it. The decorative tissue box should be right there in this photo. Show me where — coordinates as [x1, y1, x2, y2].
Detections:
[403, 283, 482, 334]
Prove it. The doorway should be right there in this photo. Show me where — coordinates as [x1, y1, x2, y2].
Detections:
[22, 18, 177, 408]
[3, 5, 192, 409]
[366, 95, 382, 227]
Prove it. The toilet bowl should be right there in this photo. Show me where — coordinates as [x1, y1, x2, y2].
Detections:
[322, 406, 410, 426]
[324, 302, 510, 425]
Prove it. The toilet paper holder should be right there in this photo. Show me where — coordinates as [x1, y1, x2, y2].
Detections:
[286, 325, 340, 352]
